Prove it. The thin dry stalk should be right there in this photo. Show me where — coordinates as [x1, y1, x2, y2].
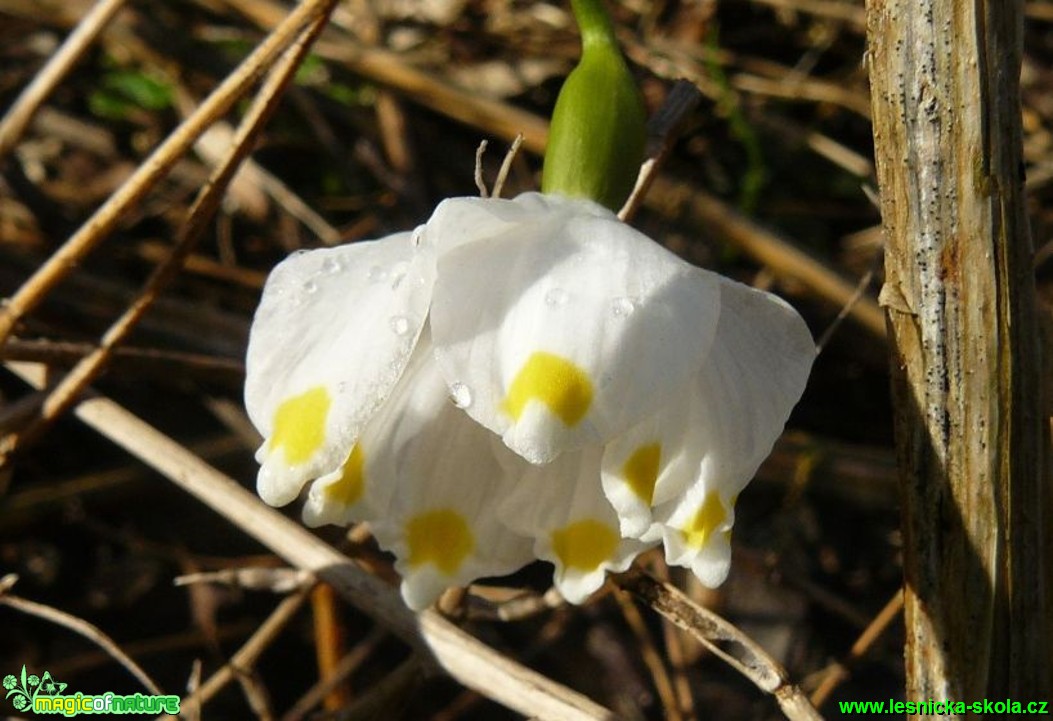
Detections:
[660, 607, 697, 721]
[613, 589, 683, 721]
[174, 568, 312, 594]
[3, 360, 617, 721]
[0, 3, 335, 461]
[474, 140, 490, 197]
[814, 249, 882, 353]
[808, 589, 904, 709]
[0, 0, 129, 161]
[280, 627, 386, 721]
[492, 134, 524, 199]
[0, 576, 164, 695]
[311, 583, 354, 710]
[0, 0, 335, 345]
[615, 569, 823, 721]
[171, 585, 314, 719]
[0, 337, 245, 386]
[746, 0, 866, 28]
[619, 80, 703, 223]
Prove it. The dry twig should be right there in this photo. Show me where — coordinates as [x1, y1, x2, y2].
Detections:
[615, 569, 824, 721]
[0, 574, 165, 695]
[0, 0, 335, 345]
[0, 0, 129, 161]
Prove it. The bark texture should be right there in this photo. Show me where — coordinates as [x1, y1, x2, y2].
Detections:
[865, 0, 1051, 709]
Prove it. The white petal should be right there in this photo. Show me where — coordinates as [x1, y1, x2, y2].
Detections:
[604, 274, 814, 585]
[429, 193, 720, 464]
[325, 336, 534, 611]
[497, 445, 654, 604]
[685, 275, 815, 496]
[661, 492, 735, 588]
[423, 192, 609, 254]
[300, 338, 434, 529]
[245, 232, 435, 507]
[599, 403, 692, 541]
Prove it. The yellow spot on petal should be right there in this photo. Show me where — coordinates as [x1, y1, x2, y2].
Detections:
[551, 519, 619, 572]
[271, 386, 330, 465]
[681, 493, 727, 549]
[405, 509, 474, 575]
[323, 444, 365, 507]
[501, 351, 593, 426]
[622, 443, 661, 504]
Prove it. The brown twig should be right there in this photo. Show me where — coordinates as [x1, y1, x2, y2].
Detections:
[808, 589, 904, 709]
[492, 134, 524, 199]
[0, 0, 129, 161]
[170, 584, 315, 719]
[0, 574, 165, 695]
[614, 569, 823, 721]
[613, 588, 683, 721]
[0, 0, 335, 345]
[619, 80, 703, 222]
[280, 628, 387, 721]
[312, 583, 354, 711]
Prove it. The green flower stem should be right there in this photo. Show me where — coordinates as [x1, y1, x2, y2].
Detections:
[542, 0, 645, 211]
[570, 0, 616, 49]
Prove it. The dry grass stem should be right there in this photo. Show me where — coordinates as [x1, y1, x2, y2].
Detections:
[0, 0, 334, 344]
[173, 568, 313, 593]
[280, 628, 387, 721]
[166, 585, 315, 718]
[615, 569, 823, 721]
[814, 251, 881, 353]
[0, 575, 164, 695]
[0, 0, 129, 161]
[619, 80, 703, 222]
[745, 0, 865, 28]
[474, 139, 490, 197]
[808, 590, 904, 709]
[492, 133, 524, 199]
[614, 588, 684, 721]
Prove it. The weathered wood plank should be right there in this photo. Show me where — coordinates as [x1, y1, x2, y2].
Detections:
[865, 0, 1051, 708]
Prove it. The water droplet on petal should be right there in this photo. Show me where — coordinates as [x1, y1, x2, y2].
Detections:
[321, 257, 343, 274]
[450, 383, 473, 409]
[611, 297, 636, 317]
[389, 315, 411, 336]
[545, 288, 569, 306]
[389, 261, 408, 289]
[368, 266, 388, 283]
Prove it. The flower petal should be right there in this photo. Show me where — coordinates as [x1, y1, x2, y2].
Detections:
[497, 445, 654, 603]
[245, 232, 435, 507]
[423, 191, 610, 254]
[603, 275, 814, 584]
[429, 193, 720, 464]
[310, 334, 534, 610]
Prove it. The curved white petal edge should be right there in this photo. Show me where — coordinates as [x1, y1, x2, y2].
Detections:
[244, 192, 816, 609]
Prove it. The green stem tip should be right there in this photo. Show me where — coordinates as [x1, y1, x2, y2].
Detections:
[541, 0, 646, 212]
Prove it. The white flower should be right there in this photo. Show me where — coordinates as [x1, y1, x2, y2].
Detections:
[245, 192, 814, 609]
